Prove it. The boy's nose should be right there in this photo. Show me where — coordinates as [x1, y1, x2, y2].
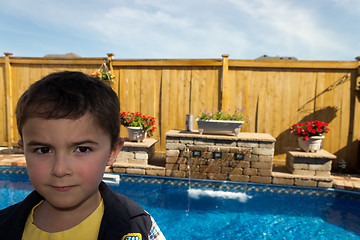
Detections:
[51, 153, 72, 177]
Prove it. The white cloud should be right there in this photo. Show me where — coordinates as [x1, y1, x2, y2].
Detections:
[225, 0, 350, 59]
[0, 0, 358, 59]
[330, 0, 360, 14]
[86, 1, 250, 57]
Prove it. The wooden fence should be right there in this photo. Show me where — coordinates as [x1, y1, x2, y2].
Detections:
[1, 53, 360, 172]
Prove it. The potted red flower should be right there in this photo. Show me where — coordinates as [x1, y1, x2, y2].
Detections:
[120, 112, 156, 142]
[290, 121, 329, 152]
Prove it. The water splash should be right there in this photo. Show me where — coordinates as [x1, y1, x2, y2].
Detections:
[188, 189, 252, 203]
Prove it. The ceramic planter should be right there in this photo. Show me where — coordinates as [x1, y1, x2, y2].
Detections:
[196, 119, 244, 136]
[298, 136, 324, 152]
[127, 127, 147, 142]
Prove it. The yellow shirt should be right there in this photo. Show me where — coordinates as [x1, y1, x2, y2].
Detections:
[22, 200, 104, 240]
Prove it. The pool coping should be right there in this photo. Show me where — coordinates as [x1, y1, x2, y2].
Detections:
[2, 165, 360, 201]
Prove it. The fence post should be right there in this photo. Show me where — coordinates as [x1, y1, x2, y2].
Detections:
[107, 53, 114, 73]
[221, 54, 230, 111]
[356, 56, 360, 90]
[4, 52, 13, 147]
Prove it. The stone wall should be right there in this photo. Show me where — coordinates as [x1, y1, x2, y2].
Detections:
[109, 130, 337, 189]
[113, 139, 164, 175]
[273, 149, 336, 188]
[286, 150, 335, 177]
[164, 130, 336, 188]
[165, 130, 276, 184]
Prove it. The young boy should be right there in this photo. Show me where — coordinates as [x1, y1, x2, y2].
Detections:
[0, 71, 165, 240]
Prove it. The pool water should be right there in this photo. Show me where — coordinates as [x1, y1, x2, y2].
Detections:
[1, 167, 360, 239]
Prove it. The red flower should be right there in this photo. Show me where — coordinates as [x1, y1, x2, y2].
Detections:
[120, 111, 156, 137]
[290, 120, 329, 140]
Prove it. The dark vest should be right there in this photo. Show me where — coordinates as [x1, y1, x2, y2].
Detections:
[0, 181, 152, 240]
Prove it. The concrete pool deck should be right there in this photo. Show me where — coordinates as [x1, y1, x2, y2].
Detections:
[1, 153, 360, 192]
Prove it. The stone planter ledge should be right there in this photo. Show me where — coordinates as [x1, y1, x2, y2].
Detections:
[287, 149, 337, 159]
[166, 129, 276, 142]
[122, 138, 158, 148]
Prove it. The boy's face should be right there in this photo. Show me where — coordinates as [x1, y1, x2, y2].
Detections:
[19, 112, 122, 211]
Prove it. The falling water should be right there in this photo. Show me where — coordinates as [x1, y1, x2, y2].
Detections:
[186, 148, 192, 216]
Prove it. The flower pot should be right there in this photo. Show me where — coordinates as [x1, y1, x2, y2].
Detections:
[298, 136, 324, 152]
[127, 127, 147, 142]
[196, 119, 244, 136]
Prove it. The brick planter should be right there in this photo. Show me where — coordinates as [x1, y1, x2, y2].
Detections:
[165, 130, 275, 183]
[286, 149, 336, 177]
[271, 149, 337, 188]
[108, 130, 338, 189]
[115, 139, 157, 166]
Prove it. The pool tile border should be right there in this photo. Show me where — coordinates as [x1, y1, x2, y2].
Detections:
[117, 173, 360, 200]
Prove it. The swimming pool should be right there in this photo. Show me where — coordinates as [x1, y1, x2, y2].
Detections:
[1, 166, 360, 239]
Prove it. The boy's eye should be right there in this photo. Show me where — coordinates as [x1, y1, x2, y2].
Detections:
[35, 147, 52, 154]
[75, 147, 91, 153]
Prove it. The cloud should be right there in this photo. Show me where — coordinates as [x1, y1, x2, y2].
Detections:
[225, 0, 350, 59]
[329, 0, 360, 14]
[0, 0, 358, 59]
[86, 1, 250, 57]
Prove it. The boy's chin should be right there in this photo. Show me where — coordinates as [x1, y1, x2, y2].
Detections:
[40, 189, 102, 212]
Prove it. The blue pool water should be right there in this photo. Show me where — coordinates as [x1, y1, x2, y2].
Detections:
[1, 166, 360, 239]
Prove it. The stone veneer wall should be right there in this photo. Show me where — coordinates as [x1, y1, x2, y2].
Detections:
[112, 139, 164, 175]
[109, 130, 336, 189]
[116, 139, 157, 165]
[273, 149, 336, 188]
[286, 150, 335, 177]
[165, 130, 276, 184]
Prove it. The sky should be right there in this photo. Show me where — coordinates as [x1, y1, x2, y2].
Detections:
[0, 0, 359, 61]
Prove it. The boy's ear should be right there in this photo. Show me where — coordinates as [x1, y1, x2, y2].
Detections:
[107, 138, 124, 166]
[18, 140, 24, 150]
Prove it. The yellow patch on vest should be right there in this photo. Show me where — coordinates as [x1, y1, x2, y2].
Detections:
[121, 233, 142, 240]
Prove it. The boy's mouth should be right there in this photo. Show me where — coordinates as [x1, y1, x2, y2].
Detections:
[51, 185, 76, 192]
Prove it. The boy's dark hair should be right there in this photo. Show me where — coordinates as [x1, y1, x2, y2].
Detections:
[16, 71, 120, 148]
